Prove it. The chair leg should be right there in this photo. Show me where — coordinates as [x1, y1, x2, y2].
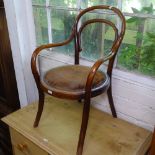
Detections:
[33, 91, 45, 127]
[107, 85, 117, 118]
[76, 98, 90, 155]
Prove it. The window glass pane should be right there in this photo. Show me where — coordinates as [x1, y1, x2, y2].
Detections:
[118, 17, 155, 77]
[50, 0, 77, 8]
[122, 0, 155, 15]
[80, 12, 117, 61]
[32, 0, 46, 5]
[33, 7, 48, 45]
[51, 9, 77, 55]
[81, 0, 117, 8]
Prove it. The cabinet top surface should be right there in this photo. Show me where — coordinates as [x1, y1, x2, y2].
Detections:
[2, 96, 152, 155]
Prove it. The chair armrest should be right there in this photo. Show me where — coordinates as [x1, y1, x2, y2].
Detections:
[85, 52, 115, 96]
[31, 32, 75, 86]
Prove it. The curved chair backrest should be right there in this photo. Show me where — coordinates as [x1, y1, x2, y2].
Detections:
[73, 5, 126, 75]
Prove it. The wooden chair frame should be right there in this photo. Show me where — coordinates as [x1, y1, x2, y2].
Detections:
[31, 5, 126, 155]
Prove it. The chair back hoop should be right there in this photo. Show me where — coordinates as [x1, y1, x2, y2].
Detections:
[74, 5, 126, 68]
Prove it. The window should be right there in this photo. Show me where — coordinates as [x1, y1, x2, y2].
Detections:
[118, 0, 155, 77]
[32, 0, 155, 77]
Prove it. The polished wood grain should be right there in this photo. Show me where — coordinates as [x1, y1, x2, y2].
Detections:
[2, 96, 152, 155]
[10, 128, 48, 155]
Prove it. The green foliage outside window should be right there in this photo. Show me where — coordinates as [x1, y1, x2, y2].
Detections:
[32, 0, 155, 77]
[51, 9, 76, 54]
[118, 3, 155, 76]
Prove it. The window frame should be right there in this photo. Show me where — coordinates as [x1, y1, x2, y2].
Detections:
[32, 0, 155, 79]
[4, 0, 38, 106]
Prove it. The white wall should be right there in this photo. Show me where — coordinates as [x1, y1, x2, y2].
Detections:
[3, 0, 155, 131]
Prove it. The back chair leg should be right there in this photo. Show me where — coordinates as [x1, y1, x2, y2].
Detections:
[107, 85, 117, 118]
[76, 98, 91, 155]
[34, 91, 45, 127]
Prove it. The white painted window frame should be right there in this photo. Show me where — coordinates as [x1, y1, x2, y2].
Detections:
[4, 0, 38, 107]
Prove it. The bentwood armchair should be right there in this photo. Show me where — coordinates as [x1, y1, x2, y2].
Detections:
[31, 5, 126, 155]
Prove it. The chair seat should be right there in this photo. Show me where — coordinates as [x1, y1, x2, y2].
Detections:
[42, 65, 110, 98]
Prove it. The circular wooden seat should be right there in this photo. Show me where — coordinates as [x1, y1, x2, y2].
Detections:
[42, 65, 110, 98]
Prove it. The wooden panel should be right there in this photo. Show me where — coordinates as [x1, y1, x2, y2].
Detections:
[0, 0, 6, 101]
[0, 99, 13, 155]
[0, 1, 20, 155]
[10, 128, 48, 155]
[0, 0, 4, 7]
[2, 96, 152, 155]
[0, 1, 20, 110]
[0, 120, 12, 155]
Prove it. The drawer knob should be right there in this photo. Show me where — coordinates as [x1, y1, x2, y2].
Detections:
[17, 143, 28, 151]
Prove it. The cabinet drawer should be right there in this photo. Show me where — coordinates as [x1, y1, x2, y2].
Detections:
[10, 128, 48, 155]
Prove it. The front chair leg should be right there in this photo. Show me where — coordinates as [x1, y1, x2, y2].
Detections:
[107, 84, 117, 118]
[76, 98, 90, 155]
[33, 91, 45, 127]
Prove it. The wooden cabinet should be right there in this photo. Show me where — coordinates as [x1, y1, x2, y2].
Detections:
[10, 128, 48, 155]
[2, 96, 153, 155]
